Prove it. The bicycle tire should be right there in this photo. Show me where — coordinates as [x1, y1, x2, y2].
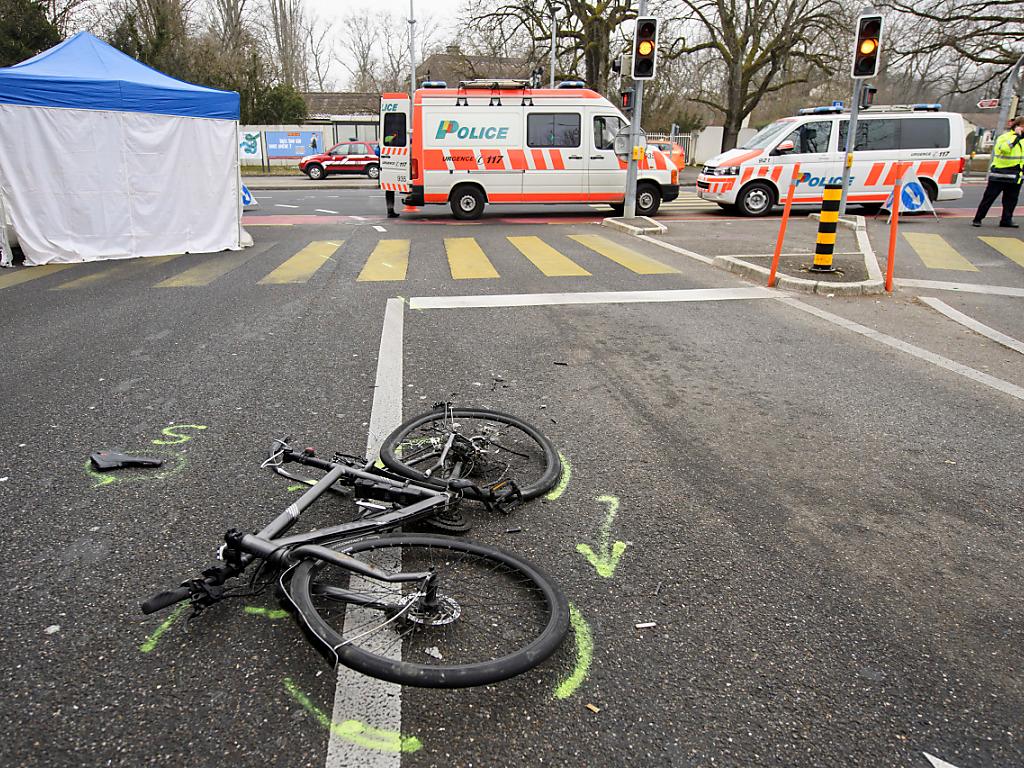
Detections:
[288, 534, 569, 688]
[378, 408, 560, 500]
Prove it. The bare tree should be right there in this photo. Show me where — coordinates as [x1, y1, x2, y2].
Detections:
[335, 8, 445, 92]
[463, 0, 638, 92]
[208, 0, 249, 51]
[667, 0, 846, 150]
[41, 0, 96, 36]
[303, 12, 333, 91]
[267, 0, 307, 89]
[335, 11, 377, 91]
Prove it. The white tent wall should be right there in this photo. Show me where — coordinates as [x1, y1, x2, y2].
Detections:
[0, 104, 241, 265]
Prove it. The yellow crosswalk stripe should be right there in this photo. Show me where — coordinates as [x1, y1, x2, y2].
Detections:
[569, 234, 679, 275]
[903, 233, 978, 272]
[357, 240, 408, 281]
[445, 237, 499, 279]
[0, 263, 74, 290]
[979, 236, 1024, 269]
[155, 248, 263, 288]
[259, 240, 341, 284]
[507, 236, 590, 277]
[52, 255, 180, 290]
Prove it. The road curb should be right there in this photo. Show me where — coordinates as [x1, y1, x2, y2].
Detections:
[639, 213, 884, 296]
[602, 216, 667, 235]
[242, 178, 378, 190]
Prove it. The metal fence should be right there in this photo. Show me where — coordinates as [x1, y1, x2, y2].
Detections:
[646, 132, 693, 163]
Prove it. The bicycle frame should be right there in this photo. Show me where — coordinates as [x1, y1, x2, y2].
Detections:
[141, 443, 455, 616]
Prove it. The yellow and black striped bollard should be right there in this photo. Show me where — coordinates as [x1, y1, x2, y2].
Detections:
[811, 183, 842, 273]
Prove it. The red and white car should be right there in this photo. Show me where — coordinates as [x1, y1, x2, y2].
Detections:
[299, 141, 380, 180]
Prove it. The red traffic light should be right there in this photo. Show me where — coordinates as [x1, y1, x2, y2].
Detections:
[852, 14, 883, 79]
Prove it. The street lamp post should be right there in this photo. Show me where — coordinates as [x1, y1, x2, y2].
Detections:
[408, 0, 416, 99]
[549, 2, 557, 88]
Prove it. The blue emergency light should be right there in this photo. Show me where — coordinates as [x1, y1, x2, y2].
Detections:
[421, 81, 447, 88]
[557, 80, 586, 89]
[797, 105, 844, 115]
[911, 103, 942, 111]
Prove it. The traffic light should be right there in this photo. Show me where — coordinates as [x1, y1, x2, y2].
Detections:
[859, 84, 877, 109]
[631, 17, 659, 80]
[852, 14, 883, 79]
[621, 88, 634, 115]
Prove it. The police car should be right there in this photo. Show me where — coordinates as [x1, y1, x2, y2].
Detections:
[378, 79, 679, 219]
[697, 104, 966, 215]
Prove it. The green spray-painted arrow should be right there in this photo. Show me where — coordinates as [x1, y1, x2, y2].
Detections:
[576, 495, 628, 578]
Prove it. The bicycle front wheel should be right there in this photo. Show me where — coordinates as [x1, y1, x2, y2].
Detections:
[288, 534, 569, 688]
[379, 408, 560, 500]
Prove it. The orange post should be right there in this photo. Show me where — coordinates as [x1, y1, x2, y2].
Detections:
[885, 161, 910, 292]
[768, 163, 801, 288]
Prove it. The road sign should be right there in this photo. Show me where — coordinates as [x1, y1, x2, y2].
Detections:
[978, 98, 1000, 109]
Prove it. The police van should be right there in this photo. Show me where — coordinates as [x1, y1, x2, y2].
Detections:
[378, 79, 680, 219]
[697, 104, 966, 216]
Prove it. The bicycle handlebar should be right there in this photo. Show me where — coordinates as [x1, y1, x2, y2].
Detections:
[141, 585, 193, 614]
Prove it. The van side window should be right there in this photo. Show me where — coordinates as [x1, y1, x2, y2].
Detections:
[780, 121, 832, 153]
[901, 118, 950, 149]
[528, 113, 581, 148]
[839, 119, 899, 151]
[383, 113, 406, 147]
[593, 116, 623, 150]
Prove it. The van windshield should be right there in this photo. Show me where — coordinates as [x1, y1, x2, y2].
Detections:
[740, 120, 798, 150]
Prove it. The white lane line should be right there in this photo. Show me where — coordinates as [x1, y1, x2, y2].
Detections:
[637, 235, 713, 264]
[779, 297, 1024, 402]
[275, 204, 299, 209]
[919, 296, 1024, 355]
[410, 286, 773, 310]
[316, 209, 339, 214]
[896, 278, 1024, 298]
[923, 753, 961, 768]
[325, 297, 405, 768]
[373, 225, 387, 233]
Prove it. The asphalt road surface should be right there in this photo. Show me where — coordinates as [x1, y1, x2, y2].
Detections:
[2, 210, 1022, 768]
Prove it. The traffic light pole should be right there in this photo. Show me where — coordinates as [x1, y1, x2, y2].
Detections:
[623, 0, 648, 219]
[838, 78, 864, 217]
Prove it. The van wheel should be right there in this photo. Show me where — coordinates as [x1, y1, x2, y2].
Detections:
[306, 164, 325, 181]
[450, 186, 485, 220]
[635, 183, 662, 216]
[920, 178, 938, 202]
[737, 182, 775, 216]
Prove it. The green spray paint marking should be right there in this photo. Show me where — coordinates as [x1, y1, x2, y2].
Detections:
[152, 424, 208, 445]
[545, 452, 571, 501]
[139, 603, 188, 653]
[576, 495, 628, 578]
[244, 606, 289, 620]
[554, 603, 593, 700]
[287, 484, 307, 492]
[283, 678, 422, 753]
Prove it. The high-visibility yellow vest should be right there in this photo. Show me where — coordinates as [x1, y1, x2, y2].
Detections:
[990, 130, 1024, 182]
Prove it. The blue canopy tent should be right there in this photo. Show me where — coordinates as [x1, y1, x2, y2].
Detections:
[0, 32, 248, 266]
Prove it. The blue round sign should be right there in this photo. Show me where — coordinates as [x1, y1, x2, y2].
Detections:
[900, 181, 927, 211]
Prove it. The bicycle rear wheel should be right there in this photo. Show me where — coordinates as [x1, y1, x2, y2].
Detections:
[378, 408, 560, 500]
[288, 534, 569, 688]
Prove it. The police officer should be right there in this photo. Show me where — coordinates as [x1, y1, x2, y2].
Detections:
[972, 116, 1024, 228]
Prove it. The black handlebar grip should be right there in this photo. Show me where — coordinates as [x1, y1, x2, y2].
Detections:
[141, 586, 192, 615]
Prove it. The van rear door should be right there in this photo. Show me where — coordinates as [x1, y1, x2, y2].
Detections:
[379, 93, 411, 193]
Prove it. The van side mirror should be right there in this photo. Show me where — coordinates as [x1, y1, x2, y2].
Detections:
[774, 140, 795, 154]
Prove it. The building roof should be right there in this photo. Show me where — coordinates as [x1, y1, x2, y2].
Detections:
[302, 91, 379, 118]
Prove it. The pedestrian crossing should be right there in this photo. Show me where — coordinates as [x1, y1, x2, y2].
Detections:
[902, 234, 1024, 273]
[0, 234, 681, 291]
[588, 191, 720, 214]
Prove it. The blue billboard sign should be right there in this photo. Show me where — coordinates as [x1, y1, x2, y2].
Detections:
[265, 130, 324, 158]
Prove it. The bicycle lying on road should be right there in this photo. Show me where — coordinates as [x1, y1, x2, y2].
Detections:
[142, 406, 567, 688]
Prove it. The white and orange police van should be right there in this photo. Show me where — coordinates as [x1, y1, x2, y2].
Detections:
[697, 104, 966, 216]
[378, 79, 680, 219]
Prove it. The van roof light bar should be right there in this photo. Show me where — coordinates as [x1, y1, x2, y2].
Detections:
[457, 78, 531, 90]
[556, 80, 586, 88]
[421, 80, 447, 88]
[796, 105, 844, 115]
